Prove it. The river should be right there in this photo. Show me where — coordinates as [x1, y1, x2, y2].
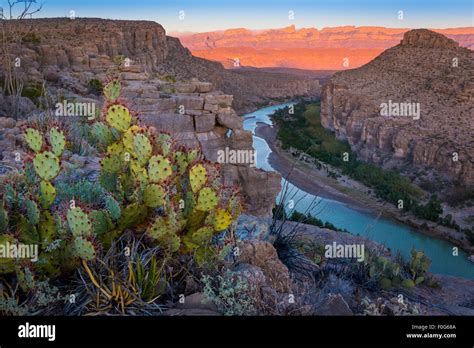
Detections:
[243, 103, 474, 279]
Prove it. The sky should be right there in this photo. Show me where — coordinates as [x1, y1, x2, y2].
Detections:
[12, 0, 474, 32]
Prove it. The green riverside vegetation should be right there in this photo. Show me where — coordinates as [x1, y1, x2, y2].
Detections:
[272, 102, 446, 224]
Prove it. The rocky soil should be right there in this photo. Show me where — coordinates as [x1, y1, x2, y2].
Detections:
[320, 29, 474, 187]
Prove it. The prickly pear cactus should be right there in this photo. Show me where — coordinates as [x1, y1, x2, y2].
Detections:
[101, 154, 123, 174]
[39, 180, 56, 209]
[0, 204, 9, 233]
[73, 237, 96, 261]
[25, 198, 40, 225]
[190, 226, 214, 245]
[106, 104, 131, 132]
[67, 207, 92, 237]
[214, 209, 233, 231]
[173, 151, 188, 175]
[90, 210, 113, 236]
[196, 187, 218, 211]
[147, 217, 180, 252]
[91, 122, 113, 147]
[38, 211, 56, 248]
[156, 133, 172, 156]
[49, 127, 66, 157]
[143, 184, 165, 208]
[189, 164, 207, 193]
[33, 151, 60, 181]
[25, 128, 42, 153]
[104, 195, 121, 220]
[148, 155, 172, 183]
[133, 133, 152, 166]
[104, 80, 121, 102]
[0, 234, 17, 273]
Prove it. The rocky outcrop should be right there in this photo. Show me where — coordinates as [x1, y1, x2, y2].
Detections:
[320, 29, 474, 186]
[178, 25, 474, 70]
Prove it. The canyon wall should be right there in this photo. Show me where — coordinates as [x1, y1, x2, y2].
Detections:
[320, 29, 474, 186]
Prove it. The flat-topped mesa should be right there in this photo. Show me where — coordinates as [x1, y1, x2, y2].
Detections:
[321, 29, 474, 187]
[400, 29, 459, 49]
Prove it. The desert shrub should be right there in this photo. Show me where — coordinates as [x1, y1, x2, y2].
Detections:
[202, 269, 257, 315]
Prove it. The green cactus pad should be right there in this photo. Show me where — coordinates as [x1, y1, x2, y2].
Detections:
[33, 151, 60, 181]
[190, 226, 214, 245]
[187, 149, 200, 163]
[39, 180, 56, 209]
[91, 122, 114, 147]
[39, 211, 56, 248]
[104, 195, 121, 220]
[25, 198, 40, 225]
[90, 210, 113, 236]
[214, 209, 233, 231]
[73, 237, 96, 261]
[189, 164, 207, 193]
[118, 203, 148, 230]
[49, 127, 66, 157]
[107, 141, 124, 156]
[0, 204, 9, 233]
[25, 128, 42, 153]
[143, 184, 166, 208]
[101, 153, 123, 173]
[67, 207, 92, 237]
[104, 80, 121, 102]
[148, 155, 172, 183]
[173, 151, 188, 175]
[130, 160, 148, 183]
[401, 278, 416, 288]
[196, 187, 218, 211]
[133, 133, 152, 166]
[147, 217, 180, 253]
[106, 104, 131, 132]
[156, 133, 172, 156]
[0, 234, 17, 273]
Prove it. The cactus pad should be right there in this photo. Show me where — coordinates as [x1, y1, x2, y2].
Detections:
[0, 234, 17, 273]
[101, 154, 123, 173]
[33, 151, 60, 181]
[190, 226, 214, 245]
[156, 133, 172, 156]
[39, 211, 56, 248]
[214, 209, 233, 231]
[104, 195, 121, 220]
[104, 80, 121, 102]
[189, 164, 207, 193]
[122, 125, 142, 153]
[25, 199, 40, 225]
[107, 141, 124, 156]
[0, 204, 9, 233]
[133, 133, 152, 166]
[148, 155, 172, 183]
[73, 237, 96, 261]
[49, 127, 66, 157]
[39, 180, 56, 209]
[25, 128, 42, 153]
[67, 207, 92, 237]
[106, 104, 131, 132]
[91, 122, 113, 147]
[147, 217, 180, 252]
[196, 187, 218, 211]
[173, 151, 188, 175]
[143, 184, 165, 208]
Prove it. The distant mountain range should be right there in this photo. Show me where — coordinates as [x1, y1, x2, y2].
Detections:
[176, 25, 474, 70]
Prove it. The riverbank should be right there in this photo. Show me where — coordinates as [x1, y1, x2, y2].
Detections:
[255, 122, 474, 255]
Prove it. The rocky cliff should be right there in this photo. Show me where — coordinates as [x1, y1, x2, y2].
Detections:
[178, 25, 474, 70]
[0, 18, 288, 216]
[320, 29, 474, 186]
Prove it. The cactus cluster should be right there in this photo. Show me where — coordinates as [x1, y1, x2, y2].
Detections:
[0, 76, 242, 281]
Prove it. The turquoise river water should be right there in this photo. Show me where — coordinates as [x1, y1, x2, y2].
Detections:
[243, 103, 474, 279]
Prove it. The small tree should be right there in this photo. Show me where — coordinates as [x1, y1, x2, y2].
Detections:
[0, 0, 43, 118]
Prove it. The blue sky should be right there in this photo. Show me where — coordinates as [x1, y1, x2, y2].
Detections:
[16, 0, 474, 32]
